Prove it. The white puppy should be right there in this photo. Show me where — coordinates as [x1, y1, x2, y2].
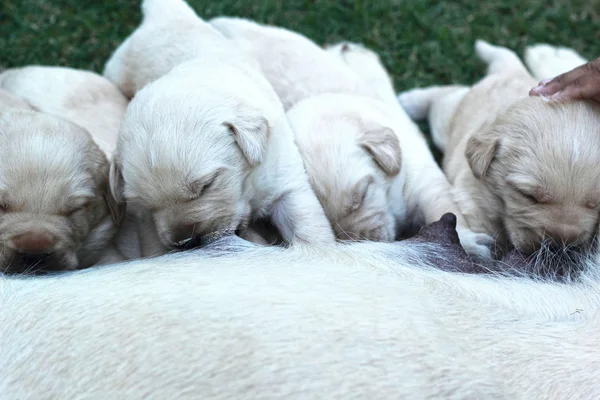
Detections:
[103, 0, 334, 256]
[399, 40, 600, 255]
[0, 109, 123, 273]
[0, 66, 128, 158]
[210, 19, 491, 257]
[2, 232, 600, 398]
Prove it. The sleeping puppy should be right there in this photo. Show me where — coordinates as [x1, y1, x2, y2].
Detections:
[398, 40, 600, 255]
[0, 66, 139, 261]
[212, 20, 490, 257]
[0, 109, 122, 274]
[103, 0, 334, 256]
[0, 66, 128, 158]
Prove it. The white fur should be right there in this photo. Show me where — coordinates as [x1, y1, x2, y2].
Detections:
[0, 65, 128, 158]
[2, 236, 600, 398]
[524, 43, 589, 81]
[104, 0, 334, 255]
[209, 21, 491, 258]
[399, 40, 600, 255]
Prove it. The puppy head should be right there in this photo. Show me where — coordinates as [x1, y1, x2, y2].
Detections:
[0, 110, 119, 274]
[291, 97, 402, 242]
[465, 97, 600, 254]
[110, 84, 269, 250]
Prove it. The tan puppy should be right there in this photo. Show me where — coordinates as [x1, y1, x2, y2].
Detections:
[212, 20, 490, 257]
[103, 0, 334, 256]
[0, 66, 128, 158]
[0, 66, 139, 261]
[0, 109, 122, 274]
[399, 40, 600, 254]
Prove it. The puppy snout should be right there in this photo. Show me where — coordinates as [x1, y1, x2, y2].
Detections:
[9, 231, 58, 254]
[170, 224, 233, 250]
[546, 225, 586, 246]
[171, 224, 199, 250]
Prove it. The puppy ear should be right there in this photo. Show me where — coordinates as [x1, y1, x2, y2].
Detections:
[359, 126, 402, 176]
[225, 114, 270, 166]
[465, 128, 499, 179]
[103, 179, 126, 225]
[109, 156, 126, 204]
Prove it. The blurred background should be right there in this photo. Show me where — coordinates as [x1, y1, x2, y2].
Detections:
[1, 0, 598, 108]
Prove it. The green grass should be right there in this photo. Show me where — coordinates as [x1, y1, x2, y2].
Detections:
[2, 0, 599, 92]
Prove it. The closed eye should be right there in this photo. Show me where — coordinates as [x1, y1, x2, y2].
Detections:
[189, 170, 223, 199]
[63, 198, 94, 216]
[519, 190, 539, 203]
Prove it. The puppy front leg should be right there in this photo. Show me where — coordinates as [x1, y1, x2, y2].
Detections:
[135, 209, 169, 258]
[271, 188, 335, 246]
[401, 131, 492, 259]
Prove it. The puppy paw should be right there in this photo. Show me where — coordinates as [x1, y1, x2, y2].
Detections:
[456, 227, 493, 260]
[524, 43, 588, 80]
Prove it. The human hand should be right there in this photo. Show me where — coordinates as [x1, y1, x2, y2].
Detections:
[529, 57, 600, 102]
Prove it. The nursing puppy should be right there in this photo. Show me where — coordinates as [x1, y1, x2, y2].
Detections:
[211, 19, 491, 257]
[2, 227, 600, 398]
[103, 0, 334, 256]
[0, 109, 122, 274]
[398, 40, 600, 255]
[0, 66, 128, 158]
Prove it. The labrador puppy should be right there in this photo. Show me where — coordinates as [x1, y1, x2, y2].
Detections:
[0, 109, 122, 274]
[0, 65, 128, 158]
[0, 66, 139, 261]
[211, 19, 490, 257]
[103, 0, 334, 256]
[398, 40, 600, 255]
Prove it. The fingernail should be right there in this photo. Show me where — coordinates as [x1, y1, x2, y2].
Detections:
[550, 90, 563, 100]
[530, 79, 552, 95]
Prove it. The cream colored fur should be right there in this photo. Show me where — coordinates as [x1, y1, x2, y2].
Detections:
[399, 40, 600, 254]
[0, 65, 128, 158]
[0, 88, 34, 111]
[524, 43, 588, 81]
[2, 236, 600, 398]
[210, 19, 491, 258]
[103, 0, 334, 256]
[324, 41, 398, 105]
[0, 109, 123, 273]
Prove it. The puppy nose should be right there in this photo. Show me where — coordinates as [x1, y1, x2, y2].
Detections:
[171, 224, 199, 250]
[547, 225, 584, 245]
[10, 231, 58, 254]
